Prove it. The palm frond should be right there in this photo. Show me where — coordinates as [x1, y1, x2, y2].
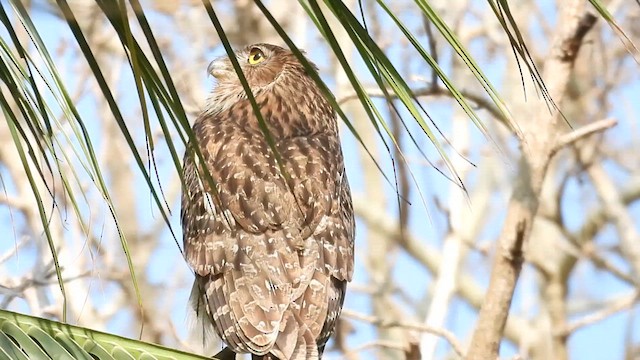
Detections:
[0, 309, 213, 360]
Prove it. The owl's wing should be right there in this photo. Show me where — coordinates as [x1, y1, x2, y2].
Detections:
[182, 112, 353, 356]
[181, 127, 303, 277]
[280, 135, 354, 282]
[181, 119, 312, 353]
[181, 118, 352, 275]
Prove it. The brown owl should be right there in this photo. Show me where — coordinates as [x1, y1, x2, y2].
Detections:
[181, 43, 354, 360]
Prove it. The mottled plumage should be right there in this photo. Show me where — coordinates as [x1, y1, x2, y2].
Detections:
[181, 43, 354, 360]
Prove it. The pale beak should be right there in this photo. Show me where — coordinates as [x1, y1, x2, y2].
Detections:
[207, 57, 230, 79]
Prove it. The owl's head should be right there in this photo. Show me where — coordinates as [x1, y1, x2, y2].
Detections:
[203, 43, 326, 118]
[207, 43, 315, 91]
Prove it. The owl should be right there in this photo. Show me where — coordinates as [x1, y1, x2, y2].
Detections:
[181, 43, 354, 360]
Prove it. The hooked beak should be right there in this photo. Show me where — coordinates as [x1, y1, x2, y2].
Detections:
[207, 57, 230, 79]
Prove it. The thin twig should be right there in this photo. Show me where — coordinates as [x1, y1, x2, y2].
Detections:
[337, 85, 506, 126]
[0, 236, 29, 265]
[348, 339, 407, 353]
[580, 242, 639, 287]
[557, 292, 639, 336]
[551, 118, 618, 156]
[341, 309, 466, 358]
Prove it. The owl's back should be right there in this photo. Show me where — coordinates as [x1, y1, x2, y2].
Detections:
[182, 44, 353, 360]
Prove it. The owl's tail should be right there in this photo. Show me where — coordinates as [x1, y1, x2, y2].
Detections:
[267, 311, 321, 360]
[251, 355, 279, 360]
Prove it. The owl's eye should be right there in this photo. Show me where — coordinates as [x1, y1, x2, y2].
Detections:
[248, 48, 266, 65]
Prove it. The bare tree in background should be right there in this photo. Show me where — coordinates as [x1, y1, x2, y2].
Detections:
[1, 1, 639, 360]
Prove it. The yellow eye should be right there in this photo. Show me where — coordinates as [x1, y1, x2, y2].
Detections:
[248, 48, 265, 65]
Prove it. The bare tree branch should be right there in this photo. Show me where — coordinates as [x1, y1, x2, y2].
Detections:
[466, 3, 598, 358]
[342, 309, 466, 358]
[558, 292, 639, 336]
[551, 117, 618, 156]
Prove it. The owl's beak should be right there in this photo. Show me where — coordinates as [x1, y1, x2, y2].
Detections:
[207, 58, 229, 79]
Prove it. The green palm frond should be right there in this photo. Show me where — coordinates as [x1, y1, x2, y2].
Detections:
[0, 309, 212, 360]
[588, 0, 640, 64]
